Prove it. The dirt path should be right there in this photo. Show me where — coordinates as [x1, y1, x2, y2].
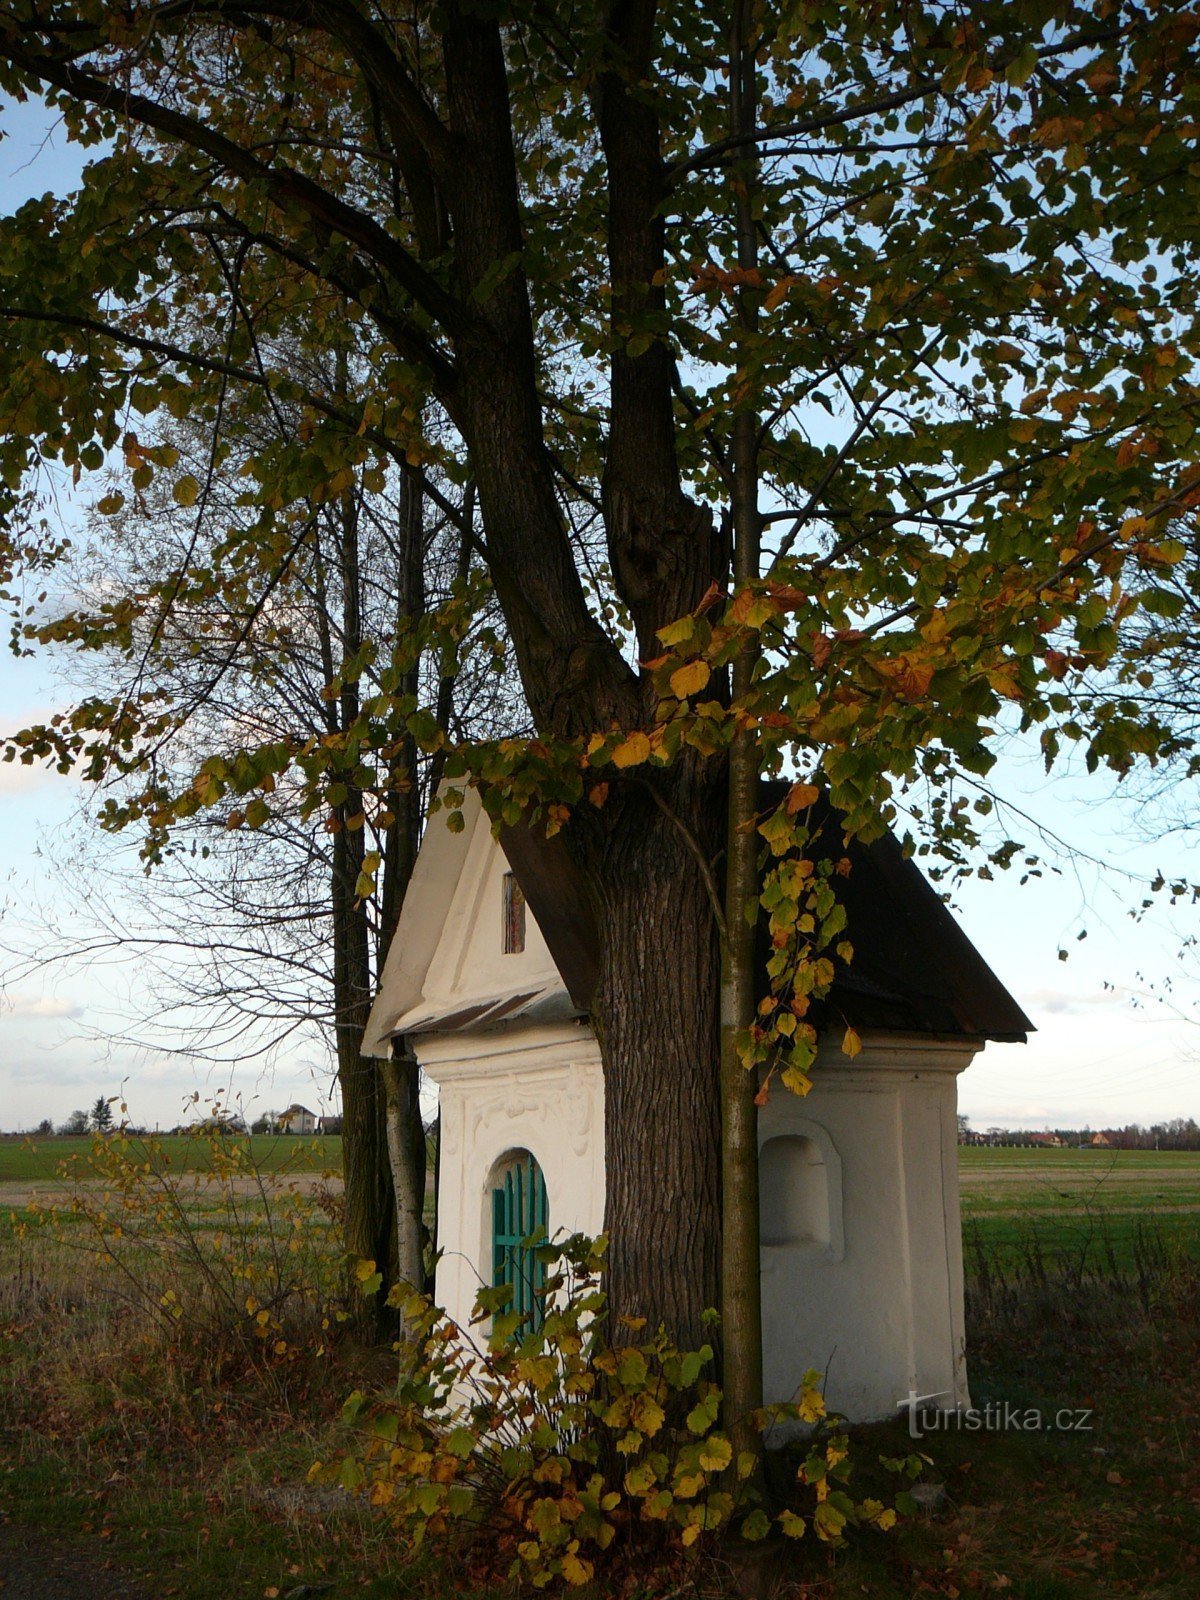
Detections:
[0, 1520, 148, 1599]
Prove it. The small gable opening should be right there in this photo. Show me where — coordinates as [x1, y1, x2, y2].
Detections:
[502, 871, 526, 955]
[759, 1134, 831, 1250]
[490, 1149, 548, 1328]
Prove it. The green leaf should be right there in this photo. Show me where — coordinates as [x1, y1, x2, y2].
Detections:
[686, 1394, 719, 1435]
[445, 1425, 476, 1459]
[741, 1509, 771, 1542]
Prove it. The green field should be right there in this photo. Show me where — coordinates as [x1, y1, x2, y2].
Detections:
[0, 1131, 342, 1186]
[958, 1144, 1200, 1270]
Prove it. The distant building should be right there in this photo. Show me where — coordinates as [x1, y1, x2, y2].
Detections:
[1028, 1132, 1063, 1147]
[1090, 1131, 1111, 1148]
[278, 1104, 320, 1135]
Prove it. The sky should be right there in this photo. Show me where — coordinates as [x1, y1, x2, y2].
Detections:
[1, 95, 1198, 1137]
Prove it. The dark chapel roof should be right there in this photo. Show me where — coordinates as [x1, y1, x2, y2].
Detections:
[499, 786, 1031, 1045]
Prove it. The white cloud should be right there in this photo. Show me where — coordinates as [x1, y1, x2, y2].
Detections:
[3, 992, 85, 1020]
[1020, 985, 1132, 1017]
[0, 757, 68, 797]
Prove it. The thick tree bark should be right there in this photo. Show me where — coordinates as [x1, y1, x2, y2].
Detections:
[577, 774, 724, 1349]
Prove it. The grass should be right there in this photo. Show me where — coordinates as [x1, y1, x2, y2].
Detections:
[958, 1145, 1200, 1272]
[1, 1146, 1198, 1597]
[0, 1130, 343, 1184]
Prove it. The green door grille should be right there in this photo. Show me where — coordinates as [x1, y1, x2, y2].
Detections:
[492, 1152, 549, 1329]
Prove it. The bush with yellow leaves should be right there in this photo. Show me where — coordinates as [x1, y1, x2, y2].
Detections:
[325, 1235, 902, 1590]
[18, 1109, 344, 1377]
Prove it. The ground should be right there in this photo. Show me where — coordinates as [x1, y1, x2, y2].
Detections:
[0, 1520, 147, 1600]
[1, 1137, 1197, 1597]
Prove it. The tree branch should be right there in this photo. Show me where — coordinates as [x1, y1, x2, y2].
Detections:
[1, 35, 468, 334]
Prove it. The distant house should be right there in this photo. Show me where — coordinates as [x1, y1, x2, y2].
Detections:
[1028, 1132, 1063, 1147]
[1090, 1131, 1111, 1148]
[364, 784, 1032, 1425]
[278, 1104, 320, 1135]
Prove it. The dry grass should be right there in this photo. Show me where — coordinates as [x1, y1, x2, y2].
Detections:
[3, 1169, 1199, 1599]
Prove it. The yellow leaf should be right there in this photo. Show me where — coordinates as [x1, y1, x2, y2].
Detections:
[841, 1025, 862, 1059]
[785, 782, 819, 814]
[797, 1383, 826, 1423]
[633, 1395, 666, 1435]
[560, 1550, 594, 1586]
[669, 658, 711, 699]
[172, 474, 201, 507]
[920, 608, 949, 645]
[697, 1435, 733, 1473]
[612, 730, 651, 768]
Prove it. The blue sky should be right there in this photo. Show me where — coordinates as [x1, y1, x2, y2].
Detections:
[1, 94, 1197, 1135]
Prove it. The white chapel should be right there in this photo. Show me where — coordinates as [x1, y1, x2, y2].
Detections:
[363, 785, 1029, 1423]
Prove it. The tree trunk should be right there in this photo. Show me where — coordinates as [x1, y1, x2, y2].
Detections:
[719, 0, 765, 1448]
[380, 1050, 427, 1298]
[376, 464, 430, 1298]
[328, 411, 399, 1326]
[332, 814, 399, 1317]
[581, 777, 723, 1350]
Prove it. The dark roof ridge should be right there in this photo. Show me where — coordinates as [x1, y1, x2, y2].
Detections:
[500, 781, 1031, 1043]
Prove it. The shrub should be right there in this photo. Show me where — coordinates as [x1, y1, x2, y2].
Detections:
[19, 1118, 345, 1378]
[327, 1236, 901, 1590]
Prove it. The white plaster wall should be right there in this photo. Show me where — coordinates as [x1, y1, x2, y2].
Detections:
[417, 1023, 605, 1338]
[421, 810, 560, 1010]
[363, 788, 569, 1055]
[419, 1022, 975, 1426]
[758, 1036, 974, 1422]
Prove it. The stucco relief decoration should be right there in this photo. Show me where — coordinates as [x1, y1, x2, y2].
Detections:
[465, 1071, 562, 1150]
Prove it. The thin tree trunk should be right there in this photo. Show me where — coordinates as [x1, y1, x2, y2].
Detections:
[720, 0, 765, 1448]
[429, 478, 474, 794]
[329, 399, 398, 1326]
[380, 1049, 426, 1298]
[332, 812, 398, 1313]
[378, 463, 429, 1298]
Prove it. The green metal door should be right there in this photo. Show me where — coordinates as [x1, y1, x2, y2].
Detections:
[491, 1152, 549, 1329]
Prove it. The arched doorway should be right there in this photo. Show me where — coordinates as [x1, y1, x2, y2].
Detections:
[490, 1149, 549, 1329]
